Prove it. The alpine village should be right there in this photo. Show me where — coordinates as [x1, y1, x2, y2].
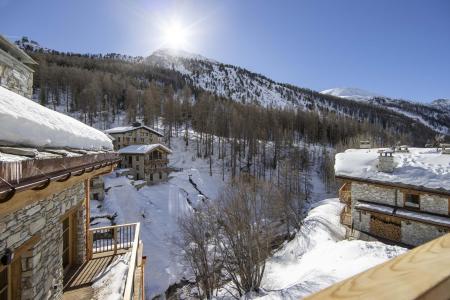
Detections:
[1, 3, 450, 300]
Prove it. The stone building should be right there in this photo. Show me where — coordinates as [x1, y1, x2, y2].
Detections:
[335, 147, 450, 247]
[0, 35, 36, 98]
[118, 144, 172, 183]
[105, 123, 164, 150]
[90, 176, 105, 201]
[0, 84, 145, 299]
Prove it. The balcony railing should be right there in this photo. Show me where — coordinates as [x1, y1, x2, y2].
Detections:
[87, 223, 143, 300]
[340, 206, 352, 226]
[339, 183, 351, 204]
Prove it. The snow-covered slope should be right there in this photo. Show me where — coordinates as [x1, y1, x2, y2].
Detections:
[147, 49, 450, 136]
[147, 49, 309, 108]
[321, 87, 450, 135]
[250, 198, 406, 299]
[321, 87, 384, 101]
[431, 98, 450, 113]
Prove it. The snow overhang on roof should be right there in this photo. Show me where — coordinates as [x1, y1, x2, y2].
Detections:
[0, 35, 37, 66]
[0, 149, 121, 202]
[105, 125, 164, 137]
[335, 148, 450, 195]
[0, 86, 113, 151]
[117, 144, 172, 155]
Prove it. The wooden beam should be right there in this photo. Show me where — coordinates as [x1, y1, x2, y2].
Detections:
[85, 178, 90, 262]
[305, 233, 450, 300]
[0, 165, 114, 218]
[0, 234, 41, 273]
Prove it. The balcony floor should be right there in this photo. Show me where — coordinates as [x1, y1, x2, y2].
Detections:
[63, 252, 125, 300]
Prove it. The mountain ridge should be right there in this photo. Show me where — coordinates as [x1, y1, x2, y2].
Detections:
[147, 49, 450, 135]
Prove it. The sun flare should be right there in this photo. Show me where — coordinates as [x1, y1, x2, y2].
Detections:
[162, 20, 188, 49]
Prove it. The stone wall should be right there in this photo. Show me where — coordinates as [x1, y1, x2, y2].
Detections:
[351, 209, 370, 233]
[0, 181, 86, 300]
[400, 192, 448, 216]
[351, 182, 397, 206]
[401, 219, 448, 246]
[0, 50, 34, 98]
[112, 128, 161, 150]
[350, 182, 450, 246]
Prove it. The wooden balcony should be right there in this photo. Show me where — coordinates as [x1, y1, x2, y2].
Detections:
[340, 205, 352, 227]
[339, 182, 351, 204]
[63, 223, 145, 300]
[305, 233, 450, 300]
[144, 158, 169, 166]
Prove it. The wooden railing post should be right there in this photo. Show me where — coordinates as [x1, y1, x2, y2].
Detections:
[113, 226, 118, 254]
[88, 230, 94, 260]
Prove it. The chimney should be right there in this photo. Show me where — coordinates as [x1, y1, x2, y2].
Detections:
[378, 150, 394, 173]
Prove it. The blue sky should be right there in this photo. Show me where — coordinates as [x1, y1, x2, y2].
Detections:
[1, 0, 449, 102]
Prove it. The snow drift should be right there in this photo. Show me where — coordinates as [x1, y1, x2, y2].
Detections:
[0, 86, 113, 150]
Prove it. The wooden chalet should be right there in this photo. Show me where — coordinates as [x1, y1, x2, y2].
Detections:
[105, 123, 164, 151]
[0, 58, 146, 299]
[335, 147, 450, 247]
[117, 144, 172, 184]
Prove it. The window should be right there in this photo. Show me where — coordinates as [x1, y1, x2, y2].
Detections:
[136, 156, 139, 161]
[118, 137, 121, 142]
[159, 172, 162, 180]
[150, 174, 153, 181]
[404, 193, 420, 209]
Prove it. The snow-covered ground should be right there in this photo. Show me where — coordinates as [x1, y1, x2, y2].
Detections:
[92, 137, 226, 299]
[249, 199, 406, 299]
[92, 136, 407, 299]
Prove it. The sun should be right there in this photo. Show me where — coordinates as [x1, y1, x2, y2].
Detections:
[162, 20, 188, 49]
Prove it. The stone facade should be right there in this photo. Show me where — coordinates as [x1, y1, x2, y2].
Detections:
[0, 49, 34, 98]
[401, 219, 447, 246]
[351, 182, 397, 206]
[90, 176, 105, 201]
[349, 182, 450, 247]
[0, 181, 86, 300]
[120, 151, 169, 184]
[110, 127, 162, 150]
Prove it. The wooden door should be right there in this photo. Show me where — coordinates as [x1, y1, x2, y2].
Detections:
[62, 212, 77, 273]
[0, 257, 21, 300]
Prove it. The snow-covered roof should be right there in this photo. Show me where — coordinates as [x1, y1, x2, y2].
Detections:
[105, 125, 163, 137]
[335, 148, 450, 193]
[117, 144, 172, 155]
[0, 87, 113, 150]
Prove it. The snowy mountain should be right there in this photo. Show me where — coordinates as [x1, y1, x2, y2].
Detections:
[321, 87, 384, 101]
[147, 49, 449, 135]
[321, 87, 450, 135]
[147, 48, 309, 108]
[431, 98, 450, 113]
